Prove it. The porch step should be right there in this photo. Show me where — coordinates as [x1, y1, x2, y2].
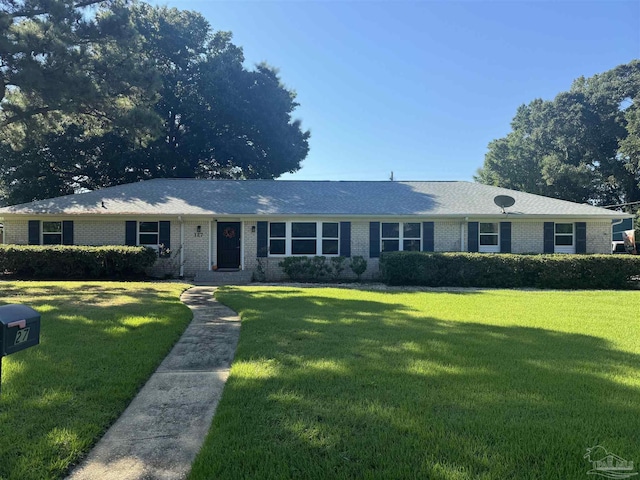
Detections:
[193, 269, 253, 286]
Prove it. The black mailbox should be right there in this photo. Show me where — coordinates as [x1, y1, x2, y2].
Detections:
[0, 304, 40, 357]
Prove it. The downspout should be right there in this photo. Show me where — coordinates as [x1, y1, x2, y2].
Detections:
[611, 218, 624, 251]
[178, 216, 184, 278]
[612, 219, 624, 229]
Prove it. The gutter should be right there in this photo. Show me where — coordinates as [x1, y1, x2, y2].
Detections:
[178, 216, 184, 278]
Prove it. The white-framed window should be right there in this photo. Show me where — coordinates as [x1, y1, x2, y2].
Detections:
[555, 223, 575, 253]
[268, 221, 340, 256]
[479, 222, 500, 253]
[269, 222, 286, 255]
[381, 222, 421, 252]
[138, 221, 159, 248]
[42, 221, 62, 245]
[322, 222, 339, 255]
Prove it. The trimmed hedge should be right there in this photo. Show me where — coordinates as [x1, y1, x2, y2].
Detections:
[279, 256, 334, 282]
[380, 251, 640, 289]
[0, 245, 158, 279]
[278, 256, 367, 282]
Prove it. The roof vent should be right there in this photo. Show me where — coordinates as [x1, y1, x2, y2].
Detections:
[494, 195, 515, 214]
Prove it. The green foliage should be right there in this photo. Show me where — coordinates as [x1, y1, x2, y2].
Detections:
[252, 258, 267, 282]
[380, 251, 640, 289]
[192, 286, 640, 479]
[476, 60, 640, 206]
[279, 256, 350, 282]
[0, 3, 310, 205]
[349, 255, 367, 280]
[329, 256, 346, 280]
[0, 281, 191, 480]
[0, 1, 158, 138]
[0, 245, 158, 279]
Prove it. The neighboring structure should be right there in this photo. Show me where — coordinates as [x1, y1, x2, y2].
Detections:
[0, 179, 632, 279]
[612, 217, 635, 253]
[612, 218, 634, 242]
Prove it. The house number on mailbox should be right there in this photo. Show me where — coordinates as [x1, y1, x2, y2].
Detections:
[14, 328, 30, 345]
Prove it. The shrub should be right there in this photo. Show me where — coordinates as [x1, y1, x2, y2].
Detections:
[0, 245, 158, 279]
[330, 256, 346, 281]
[253, 258, 267, 282]
[349, 256, 367, 281]
[279, 257, 310, 281]
[279, 256, 348, 282]
[380, 251, 640, 289]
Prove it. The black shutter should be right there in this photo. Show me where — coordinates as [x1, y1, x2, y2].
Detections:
[500, 221, 511, 253]
[125, 221, 137, 246]
[159, 221, 171, 249]
[543, 222, 554, 253]
[339, 222, 351, 257]
[158, 221, 171, 258]
[369, 222, 380, 258]
[159, 220, 171, 248]
[467, 222, 479, 252]
[576, 222, 586, 254]
[257, 221, 268, 257]
[422, 221, 434, 252]
[62, 221, 74, 245]
[28, 220, 40, 245]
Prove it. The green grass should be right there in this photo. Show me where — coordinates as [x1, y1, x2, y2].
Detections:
[0, 281, 192, 480]
[190, 286, 640, 480]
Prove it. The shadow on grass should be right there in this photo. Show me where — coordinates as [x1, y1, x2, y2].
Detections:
[0, 283, 192, 480]
[194, 287, 640, 480]
[0, 283, 183, 310]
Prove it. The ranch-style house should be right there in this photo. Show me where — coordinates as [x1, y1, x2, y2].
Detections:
[0, 179, 632, 280]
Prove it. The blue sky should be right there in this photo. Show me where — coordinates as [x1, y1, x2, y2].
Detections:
[150, 0, 639, 182]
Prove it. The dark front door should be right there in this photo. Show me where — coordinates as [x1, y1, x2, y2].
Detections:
[217, 222, 241, 269]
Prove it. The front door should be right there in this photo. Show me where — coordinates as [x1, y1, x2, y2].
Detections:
[217, 222, 241, 269]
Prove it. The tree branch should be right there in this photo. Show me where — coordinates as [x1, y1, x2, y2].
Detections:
[7, 0, 107, 19]
[0, 105, 55, 127]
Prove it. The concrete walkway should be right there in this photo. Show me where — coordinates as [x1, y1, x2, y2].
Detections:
[67, 286, 240, 480]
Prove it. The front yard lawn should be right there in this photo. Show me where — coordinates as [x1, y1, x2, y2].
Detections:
[0, 281, 192, 480]
[190, 286, 640, 480]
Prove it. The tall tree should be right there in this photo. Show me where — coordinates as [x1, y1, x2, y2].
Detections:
[0, 0, 158, 138]
[476, 60, 640, 206]
[0, 3, 310, 205]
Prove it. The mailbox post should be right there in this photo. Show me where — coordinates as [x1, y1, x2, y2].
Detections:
[0, 304, 40, 395]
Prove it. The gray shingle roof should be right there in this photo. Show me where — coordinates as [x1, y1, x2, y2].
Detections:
[0, 179, 630, 218]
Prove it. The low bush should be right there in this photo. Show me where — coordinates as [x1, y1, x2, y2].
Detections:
[349, 255, 367, 281]
[279, 256, 349, 282]
[380, 251, 640, 289]
[0, 245, 158, 279]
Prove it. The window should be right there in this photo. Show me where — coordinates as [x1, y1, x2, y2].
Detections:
[381, 222, 421, 252]
[479, 223, 499, 253]
[555, 223, 574, 253]
[268, 221, 340, 256]
[292, 222, 317, 255]
[42, 221, 62, 245]
[139, 222, 159, 247]
[403, 223, 421, 251]
[322, 222, 339, 255]
[269, 222, 286, 255]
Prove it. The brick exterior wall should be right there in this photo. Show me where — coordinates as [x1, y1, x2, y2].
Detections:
[243, 221, 258, 271]
[586, 221, 612, 254]
[511, 221, 545, 254]
[181, 221, 210, 277]
[4, 219, 29, 244]
[73, 220, 126, 246]
[1, 216, 616, 280]
[435, 221, 464, 252]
